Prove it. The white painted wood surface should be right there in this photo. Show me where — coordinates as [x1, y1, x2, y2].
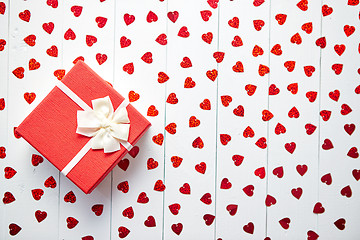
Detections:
[1, 0, 359, 239]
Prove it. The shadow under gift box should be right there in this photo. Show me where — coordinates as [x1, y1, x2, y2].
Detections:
[16, 61, 151, 194]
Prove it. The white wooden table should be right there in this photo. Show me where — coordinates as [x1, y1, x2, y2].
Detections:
[1, 0, 359, 239]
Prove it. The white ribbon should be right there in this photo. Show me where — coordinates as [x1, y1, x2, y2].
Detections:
[76, 96, 130, 153]
[56, 81, 133, 176]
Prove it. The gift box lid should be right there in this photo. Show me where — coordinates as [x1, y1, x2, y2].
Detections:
[16, 61, 151, 194]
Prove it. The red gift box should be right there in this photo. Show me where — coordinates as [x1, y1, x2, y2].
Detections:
[16, 61, 151, 194]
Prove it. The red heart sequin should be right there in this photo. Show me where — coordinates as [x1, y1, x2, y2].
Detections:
[42, 22, 54, 34]
[290, 33, 302, 44]
[243, 126, 255, 138]
[252, 45, 264, 57]
[253, 19, 265, 31]
[347, 147, 359, 158]
[305, 123, 317, 135]
[284, 61, 295, 72]
[19, 10, 31, 22]
[3, 191, 15, 204]
[35, 210, 47, 222]
[340, 185, 352, 197]
[178, 26, 190, 38]
[144, 216, 156, 227]
[285, 142, 296, 154]
[128, 90, 139, 102]
[192, 137, 204, 149]
[275, 14, 287, 25]
[122, 206, 134, 219]
[46, 45, 58, 57]
[307, 230, 319, 240]
[255, 137, 267, 149]
[262, 110, 273, 121]
[12, 67, 24, 79]
[232, 61, 244, 72]
[220, 178, 232, 189]
[207, 0, 219, 8]
[206, 69, 218, 81]
[29, 58, 40, 71]
[322, 139, 334, 150]
[320, 110, 331, 121]
[64, 28, 76, 40]
[169, 203, 180, 215]
[232, 35, 243, 47]
[70, 5, 82, 17]
[95, 16, 107, 28]
[200, 193, 212, 205]
[213, 51, 225, 63]
[152, 133, 164, 145]
[54, 69, 65, 80]
[265, 195, 277, 207]
[273, 166, 284, 178]
[147, 105, 159, 116]
[200, 99, 211, 110]
[279, 218, 290, 229]
[344, 123, 355, 135]
[254, 167, 266, 179]
[124, 13, 135, 25]
[9, 223, 21, 236]
[156, 33, 167, 45]
[344, 25, 355, 37]
[269, 84, 280, 95]
[180, 56, 192, 68]
[96, 53, 107, 65]
[146, 11, 158, 23]
[32, 154, 43, 166]
[24, 34, 36, 46]
[341, 104, 352, 115]
[86, 35, 97, 47]
[220, 134, 231, 145]
[334, 44, 345, 56]
[46, 0, 58, 8]
[24, 92, 36, 104]
[226, 204, 238, 216]
[154, 180, 165, 191]
[297, 0, 308, 11]
[117, 181, 129, 193]
[171, 223, 183, 235]
[171, 156, 183, 168]
[322, 5, 333, 16]
[296, 164, 308, 176]
[243, 222, 254, 234]
[291, 187, 302, 199]
[31, 189, 44, 200]
[304, 65, 315, 77]
[258, 64, 270, 76]
[243, 185, 254, 196]
[147, 158, 159, 170]
[137, 192, 149, 204]
[271, 44, 282, 55]
[200, 10, 212, 22]
[313, 202, 325, 214]
[203, 214, 215, 226]
[302, 22, 313, 34]
[44, 176, 57, 188]
[4, 167, 17, 179]
[118, 226, 130, 238]
[64, 191, 76, 203]
[195, 162, 206, 174]
[288, 106, 300, 118]
[66, 217, 78, 229]
[202, 32, 213, 44]
[179, 183, 191, 194]
[232, 155, 244, 166]
[334, 218, 346, 230]
[321, 173, 332, 185]
[228, 17, 239, 28]
[167, 11, 179, 23]
[275, 123, 286, 135]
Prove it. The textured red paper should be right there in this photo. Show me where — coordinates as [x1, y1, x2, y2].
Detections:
[16, 61, 151, 194]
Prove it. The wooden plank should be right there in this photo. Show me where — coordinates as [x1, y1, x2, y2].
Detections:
[111, 0, 167, 239]
[318, 1, 360, 239]
[266, 0, 322, 238]
[4, 0, 63, 238]
[215, 0, 269, 239]
[163, 0, 218, 239]
[58, 0, 115, 239]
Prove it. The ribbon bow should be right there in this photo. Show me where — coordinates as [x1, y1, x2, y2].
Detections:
[76, 96, 130, 153]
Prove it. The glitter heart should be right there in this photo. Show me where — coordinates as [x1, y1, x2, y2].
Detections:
[64, 191, 76, 203]
[200, 10, 212, 21]
[254, 167, 266, 179]
[245, 84, 257, 96]
[167, 11, 179, 23]
[253, 0, 265, 6]
[220, 134, 231, 145]
[220, 178, 232, 189]
[290, 33, 302, 44]
[344, 25, 355, 37]
[271, 44, 282, 55]
[24, 92, 36, 104]
[233, 105, 245, 117]
[31, 154, 43, 166]
[24, 34, 36, 46]
[86, 35, 97, 47]
[64, 28, 76, 40]
[124, 13, 135, 25]
[226, 204, 238, 215]
[206, 69, 218, 81]
[118, 158, 129, 171]
[352, 169, 360, 181]
[54, 69, 65, 80]
[120, 36, 131, 48]
[273, 166, 284, 178]
[315, 37, 326, 48]
[301, 22, 313, 34]
[152, 133, 164, 145]
[156, 33, 167, 45]
[189, 116, 200, 127]
[180, 56, 192, 68]
[232, 35, 243, 47]
[46, 45, 58, 57]
[200, 193, 212, 204]
[243, 126, 255, 138]
[12, 67, 24, 79]
[123, 63, 134, 74]
[243, 222, 254, 234]
[179, 183, 191, 194]
[95, 16, 107, 28]
[321, 173, 332, 185]
[255, 137, 267, 149]
[195, 162, 206, 174]
[207, 0, 219, 8]
[19, 10, 30, 22]
[0, 2, 5, 15]
[347, 147, 359, 158]
[141, 52, 153, 64]
[184, 77, 196, 88]
[288, 106, 299, 118]
[232, 154, 244, 166]
[158, 72, 169, 83]
[70, 5, 82, 17]
[117, 181, 129, 193]
[128, 90, 139, 102]
[9, 223, 21, 236]
[202, 32, 213, 44]
[291, 187, 302, 199]
[334, 44, 345, 56]
[287, 83, 298, 94]
[44, 176, 57, 188]
[47, 0, 58, 8]
[329, 89, 340, 101]
[171, 223, 183, 235]
[305, 123, 317, 135]
[228, 17, 239, 28]
[144, 216, 156, 227]
[31, 189, 44, 200]
[0, 146, 6, 158]
[203, 214, 215, 226]
[340, 185, 352, 197]
[166, 93, 178, 104]
[322, 5, 333, 16]
[147, 105, 158, 116]
[285, 142, 296, 154]
[344, 123, 355, 135]
[334, 218, 346, 230]
[275, 123, 286, 135]
[192, 137, 204, 149]
[3, 191, 15, 204]
[147, 158, 159, 170]
[66, 217, 78, 229]
[252, 45, 264, 57]
[154, 180, 165, 191]
[243, 185, 254, 196]
[35, 210, 47, 222]
[200, 99, 211, 110]
[96, 53, 107, 65]
[322, 139, 334, 150]
[253, 19, 265, 31]
[165, 123, 176, 134]
[262, 110, 273, 121]
[42, 22, 54, 34]
[284, 61, 295, 72]
[279, 218, 290, 229]
[332, 64, 343, 75]
[146, 11, 158, 23]
[169, 203, 181, 215]
[269, 84, 280, 95]
[341, 103, 352, 115]
[306, 91, 317, 102]
[275, 14, 287, 25]
[307, 230, 319, 240]
[4, 167, 17, 179]
[137, 192, 149, 204]
[258, 64, 270, 76]
[29, 58, 40, 70]
[122, 206, 134, 219]
[178, 26, 190, 38]
[313, 202, 325, 214]
[118, 226, 130, 238]
[265, 195, 277, 206]
[232, 61, 244, 72]
[213, 51, 225, 63]
[296, 164, 307, 176]
[171, 156, 183, 168]
[297, 0, 308, 11]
